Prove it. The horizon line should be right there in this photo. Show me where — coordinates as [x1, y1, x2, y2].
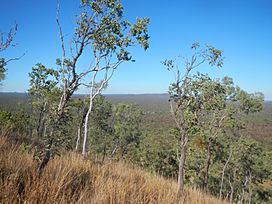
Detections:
[1, 91, 272, 101]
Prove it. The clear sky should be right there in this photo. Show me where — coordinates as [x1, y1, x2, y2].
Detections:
[1, 0, 272, 100]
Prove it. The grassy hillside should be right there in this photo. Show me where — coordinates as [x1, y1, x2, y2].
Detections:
[0, 136, 226, 204]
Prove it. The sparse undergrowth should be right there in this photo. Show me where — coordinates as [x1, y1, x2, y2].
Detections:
[0, 137, 226, 204]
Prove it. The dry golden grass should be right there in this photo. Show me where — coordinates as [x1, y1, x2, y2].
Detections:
[0, 137, 227, 204]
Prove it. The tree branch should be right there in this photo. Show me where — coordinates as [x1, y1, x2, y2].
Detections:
[56, 0, 67, 89]
[4, 52, 26, 64]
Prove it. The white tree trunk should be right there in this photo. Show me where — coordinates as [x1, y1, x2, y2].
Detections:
[81, 62, 117, 156]
[82, 71, 98, 156]
[82, 101, 93, 156]
[219, 148, 232, 199]
[75, 126, 81, 151]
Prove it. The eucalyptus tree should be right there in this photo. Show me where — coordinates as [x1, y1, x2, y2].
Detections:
[217, 89, 264, 200]
[79, 0, 150, 156]
[196, 76, 264, 192]
[38, 0, 149, 170]
[28, 63, 59, 138]
[219, 136, 269, 203]
[163, 43, 223, 192]
[193, 75, 228, 191]
[179, 75, 265, 195]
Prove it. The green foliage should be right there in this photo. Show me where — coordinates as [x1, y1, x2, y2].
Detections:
[28, 63, 60, 138]
[165, 44, 225, 136]
[237, 89, 264, 114]
[86, 98, 143, 162]
[74, 0, 149, 63]
[215, 137, 270, 203]
[136, 128, 178, 178]
[163, 42, 269, 199]
[21, 0, 150, 171]
[112, 103, 143, 159]
[0, 2, 271, 202]
[0, 91, 271, 203]
[163, 43, 225, 191]
[89, 95, 114, 157]
[0, 58, 6, 82]
[19, 142, 31, 153]
[28, 63, 76, 162]
[0, 109, 31, 135]
[28, 63, 59, 95]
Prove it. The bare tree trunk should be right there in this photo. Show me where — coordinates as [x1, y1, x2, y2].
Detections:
[248, 171, 252, 204]
[82, 71, 97, 156]
[240, 174, 249, 204]
[102, 145, 106, 163]
[37, 109, 43, 137]
[82, 66, 113, 155]
[37, 102, 47, 138]
[38, 90, 72, 172]
[43, 124, 47, 137]
[229, 179, 233, 203]
[75, 126, 81, 151]
[220, 148, 232, 199]
[176, 134, 187, 204]
[82, 107, 91, 156]
[203, 137, 212, 191]
[228, 173, 235, 203]
[39, 117, 46, 137]
[37, 131, 54, 173]
[75, 109, 87, 151]
[111, 145, 118, 157]
[37, 148, 51, 174]
[177, 133, 188, 195]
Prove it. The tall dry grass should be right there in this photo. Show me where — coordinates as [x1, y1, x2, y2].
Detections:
[0, 137, 227, 204]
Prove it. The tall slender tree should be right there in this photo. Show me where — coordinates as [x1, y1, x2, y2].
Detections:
[28, 63, 59, 138]
[38, 0, 149, 170]
[163, 43, 223, 194]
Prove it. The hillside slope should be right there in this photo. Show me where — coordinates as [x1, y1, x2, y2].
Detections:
[0, 137, 226, 204]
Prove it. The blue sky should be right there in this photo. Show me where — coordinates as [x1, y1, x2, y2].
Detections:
[1, 0, 272, 100]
